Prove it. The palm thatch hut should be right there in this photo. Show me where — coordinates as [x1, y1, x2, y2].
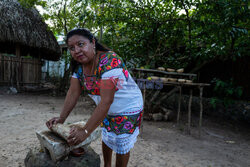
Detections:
[0, 0, 61, 88]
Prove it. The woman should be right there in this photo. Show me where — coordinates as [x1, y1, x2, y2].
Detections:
[46, 28, 143, 167]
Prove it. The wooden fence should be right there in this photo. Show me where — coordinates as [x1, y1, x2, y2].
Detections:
[0, 54, 42, 86]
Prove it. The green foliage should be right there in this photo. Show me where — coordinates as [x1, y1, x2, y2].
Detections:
[61, 50, 71, 66]
[210, 78, 243, 108]
[2, 53, 16, 57]
[38, 0, 249, 70]
[191, 0, 249, 63]
[95, 0, 249, 69]
[37, 0, 249, 95]
[18, 0, 46, 8]
[22, 55, 33, 59]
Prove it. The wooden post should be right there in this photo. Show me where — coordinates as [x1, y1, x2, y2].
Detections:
[0, 55, 1, 83]
[27, 59, 30, 84]
[38, 53, 41, 83]
[16, 44, 21, 89]
[34, 58, 37, 84]
[11, 57, 14, 86]
[152, 87, 178, 111]
[9, 57, 12, 86]
[199, 86, 204, 138]
[140, 80, 146, 136]
[177, 86, 182, 124]
[148, 90, 160, 112]
[187, 89, 193, 134]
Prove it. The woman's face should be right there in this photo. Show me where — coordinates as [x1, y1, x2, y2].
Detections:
[67, 35, 95, 65]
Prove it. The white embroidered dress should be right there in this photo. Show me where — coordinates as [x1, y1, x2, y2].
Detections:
[72, 52, 143, 154]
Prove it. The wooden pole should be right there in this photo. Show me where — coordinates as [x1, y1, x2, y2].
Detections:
[177, 86, 182, 124]
[152, 87, 178, 111]
[148, 90, 160, 112]
[0, 54, 2, 83]
[11, 57, 14, 86]
[9, 57, 12, 86]
[38, 53, 41, 83]
[199, 86, 204, 138]
[34, 58, 36, 84]
[16, 44, 21, 89]
[140, 80, 146, 136]
[188, 89, 193, 134]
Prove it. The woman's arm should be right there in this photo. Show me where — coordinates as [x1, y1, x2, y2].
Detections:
[59, 77, 82, 121]
[46, 77, 81, 129]
[68, 79, 117, 146]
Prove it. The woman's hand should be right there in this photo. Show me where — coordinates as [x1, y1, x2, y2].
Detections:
[46, 117, 65, 129]
[67, 126, 88, 146]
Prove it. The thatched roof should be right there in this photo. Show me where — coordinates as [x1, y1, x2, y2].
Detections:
[0, 0, 61, 61]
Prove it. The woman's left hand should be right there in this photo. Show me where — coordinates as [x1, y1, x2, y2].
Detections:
[67, 126, 88, 146]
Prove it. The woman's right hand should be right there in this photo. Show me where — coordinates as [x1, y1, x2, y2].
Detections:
[46, 117, 65, 129]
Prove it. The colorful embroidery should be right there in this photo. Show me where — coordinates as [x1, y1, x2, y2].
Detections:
[101, 111, 143, 135]
[75, 52, 129, 95]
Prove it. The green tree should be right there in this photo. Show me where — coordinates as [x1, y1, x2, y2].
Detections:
[39, 0, 103, 91]
[18, 0, 46, 8]
[35, 0, 249, 93]
[189, 0, 249, 72]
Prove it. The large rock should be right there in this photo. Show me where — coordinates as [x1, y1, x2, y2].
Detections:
[36, 121, 101, 162]
[24, 146, 100, 167]
[152, 113, 163, 121]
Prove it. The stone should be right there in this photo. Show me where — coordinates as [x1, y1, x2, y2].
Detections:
[164, 114, 169, 121]
[152, 113, 163, 121]
[245, 105, 250, 110]
[8, 87, 17, 94]
[24, 146, 100, 167]
[163, 109, 175, 121]
[36, 121, 101, 162]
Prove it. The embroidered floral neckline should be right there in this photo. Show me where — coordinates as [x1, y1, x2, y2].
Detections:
[75, 51, 129, 95]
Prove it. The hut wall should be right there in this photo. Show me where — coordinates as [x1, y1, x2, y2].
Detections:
[0, 53, 42, 86]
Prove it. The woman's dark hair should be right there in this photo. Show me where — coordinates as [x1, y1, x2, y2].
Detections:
[66, 28, 110, 73]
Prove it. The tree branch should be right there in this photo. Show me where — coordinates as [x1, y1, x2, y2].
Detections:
[63, 0, 68, 34]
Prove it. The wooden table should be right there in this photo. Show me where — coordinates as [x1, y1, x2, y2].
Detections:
[132, 68, 210, 137]
[133, 68, 197, 80]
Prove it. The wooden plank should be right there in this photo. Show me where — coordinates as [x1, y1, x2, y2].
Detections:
[0, 56, 2, 82]
[29, 59, 33, 82]
[187, 89, 193, 134]
[22, 58, 28, 83]
[199, 86, 204, 138]
[133, 68, 197, 77]
[177, 86, 182, 125]
[33, 58, 36, 82]
[136, 79, 210, 87]
[7, 57, 11, 85]
[0, 55, 3, 82]
[11, 57, 15, 86]
[0, 81, 41, 84]
[20, 57, 42, 85]
[16, 44, 21, 89]
[38, 60, 42, 82]
[136, 78, 210, 87]
[163, 81, 210, 87]
[0, 55, 42, 86]
[3, 57, 7, 82]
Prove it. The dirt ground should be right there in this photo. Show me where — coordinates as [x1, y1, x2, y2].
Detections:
[0, 93, 249, 167]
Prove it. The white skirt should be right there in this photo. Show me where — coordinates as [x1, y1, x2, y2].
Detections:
[102, 126, 140, 154]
